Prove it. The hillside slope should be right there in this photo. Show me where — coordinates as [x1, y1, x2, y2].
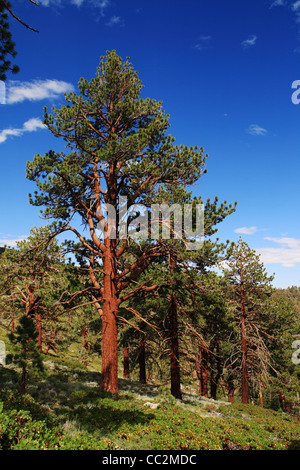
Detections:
[0, 355, 299, 451]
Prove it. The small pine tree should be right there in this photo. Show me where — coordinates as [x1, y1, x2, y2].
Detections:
[8, 315, 44, 395]
[222, 238, 274, 404]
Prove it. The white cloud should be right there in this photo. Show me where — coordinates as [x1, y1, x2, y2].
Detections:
[39, 0, 110, 14]
[292, 0, 300, 12]
[38, 0, 60, 6]
[256, 237, 300, 267]
[7, 79, 74, 105]
[246, 124, 268, 136]
[274, 1, 300, 24]
[0, 236, 28, 247]
[241, 34, 257, 49]
[0, 118, 46, 144]
[265, 237, 300, 249]
[105, 15, 124, 26]
[270, 0, 285, 7]
[235, 226, 258, 235]
[0, 128, 22, 144]
[195, 36, 213, 51]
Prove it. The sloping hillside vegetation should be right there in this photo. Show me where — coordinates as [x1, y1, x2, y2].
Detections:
[0, 344, 299, 451]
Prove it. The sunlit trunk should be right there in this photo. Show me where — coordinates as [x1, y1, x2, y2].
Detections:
[100, 241, 119, 395]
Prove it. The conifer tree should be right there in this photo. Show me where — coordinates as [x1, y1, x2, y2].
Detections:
[222, 238, 274, 404]
[26, 51, 209, 394]
[0, 225, 67, 353]
[8, 315, 44, 395]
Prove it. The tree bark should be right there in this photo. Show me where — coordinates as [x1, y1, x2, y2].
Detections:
[37, 311, 42, 353]
[169, 294, 182, 399]
[196, 346, 209, 398]
[100, 242, 119, 395]
[258, 373, 263, 408]
[210, 340, 222, 400]
[20, 365, 27, 395]
[169, 249, 182, 399]
[138, 337, 147, 384]
[123, 343, 130, 379]
[240, 264, 249, 404]
[227, 366, 235, 403]
[278, 391, 285, 411]
[201, 347, 209, 398]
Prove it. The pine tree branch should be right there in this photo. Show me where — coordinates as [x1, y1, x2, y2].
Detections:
[2, 0, 39, 32]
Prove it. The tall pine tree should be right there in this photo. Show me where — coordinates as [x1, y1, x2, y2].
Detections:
[26, 51, 208, 394]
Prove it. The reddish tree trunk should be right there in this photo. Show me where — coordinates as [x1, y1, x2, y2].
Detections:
[123, 343, 130, 379]
[195, 350, 202, 395]
[201, 348, 209, 398]
[37, 311, 42, 352]
[138, 337, 147, 384]
[100, 301, 118, 394]
[169, 250, 182, 399]
[210, 340, 222, 400]
[196, 347, 209, 398]
[278, 391, 285, 411]
[227, 366, 235, 403]
[100, 244, 119, 395]
[240, 265, 249, 404]
[258, 373, 263, 408]
[82, 325, 89, 366]
[169, 294, 182, 399]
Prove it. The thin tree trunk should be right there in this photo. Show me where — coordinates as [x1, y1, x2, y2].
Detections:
[195, 347, 209, 398]
[258, 373, 263, 408]
[201, 347, 209, 398]
[210, 340, 222, 400]
[169, 294, 182, 399]
[123, 343, 130, 379]
[37, 311, 42, 352]
[10, 314, 15, 333]
[169, 249, 182, 399]
[227, 367, 235, 403]
[195, 349, 202, 395]
[82, 325, 88, 366]
[240, 264, 249, 404]
[138, 337, 146, 384]
[278, 391, 285, 411]
[20, 365, 27, 395]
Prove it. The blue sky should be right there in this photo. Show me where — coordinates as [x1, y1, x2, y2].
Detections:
[0, 0, 300, 288]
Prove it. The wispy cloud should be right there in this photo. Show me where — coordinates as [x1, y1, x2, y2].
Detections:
[39, 0, 110, 15]
[270, 0, 285, 7]
[105, 15, 124, 27]
[0, 235, 28, 247]
[7, 79, 74, 105]
[246, 124, 268, 136]
[256, 237, 300, 267]
[0, 118, 46, 144]
[195, 36, 213, 51]
[235, 226, 258, 235]
[271, 1, 300, 24]
[292, 0, 300, 12]
[241, 34, 257, 49]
